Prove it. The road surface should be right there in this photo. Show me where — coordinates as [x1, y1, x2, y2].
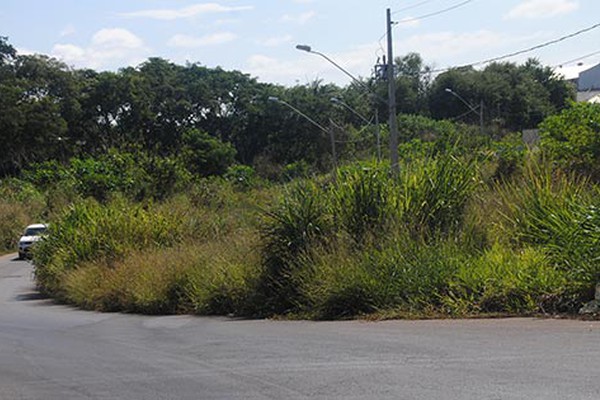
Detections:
[1, 253, 599, 399]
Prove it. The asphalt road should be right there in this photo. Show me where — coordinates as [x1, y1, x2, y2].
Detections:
[1, 253, 600, 400]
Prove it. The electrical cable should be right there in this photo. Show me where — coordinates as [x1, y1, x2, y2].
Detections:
[393, 0, 475, 24]
[555, 50, 600, 68]
[392, 0, 440, 14]
[376, 0, 475, 61]
[428, 21, 600, 74]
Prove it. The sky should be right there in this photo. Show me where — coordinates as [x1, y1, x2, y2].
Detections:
[2, 0, 600, 86]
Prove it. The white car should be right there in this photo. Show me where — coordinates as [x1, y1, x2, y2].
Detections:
[18, 223, 48, 259]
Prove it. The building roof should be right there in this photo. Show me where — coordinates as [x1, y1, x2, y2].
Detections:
[577, 90, 600, 103]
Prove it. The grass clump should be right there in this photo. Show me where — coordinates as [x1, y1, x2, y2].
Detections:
[33, 197, 187, 298]
[0, 179, 45, 254]
[63, 237, 261, 315]
[497, 163, 600, 298]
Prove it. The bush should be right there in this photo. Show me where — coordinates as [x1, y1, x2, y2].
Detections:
[225, 164, 256, 188]
[182, 128, 237, 177]
[540, 102, 600, 179]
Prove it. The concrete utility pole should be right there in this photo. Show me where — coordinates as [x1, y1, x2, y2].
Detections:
[386, 8, 399, 174]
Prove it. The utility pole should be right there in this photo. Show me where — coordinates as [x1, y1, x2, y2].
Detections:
[386, 8, 399, 174]
[374, 110, 381, 162]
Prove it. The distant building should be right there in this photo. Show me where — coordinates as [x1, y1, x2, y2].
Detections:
[577, 90, 600, 103]
[574, 63, 600, 102]
[578, 63, 600, 91]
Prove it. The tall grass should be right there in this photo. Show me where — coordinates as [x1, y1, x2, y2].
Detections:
[258, 181, 333, 314]
[0, 179, 45, 254]
[299, 234, 468, 319]
[332, 164, 396, 243]
[33, 197, 188, 297]
[498, 163, 600, 291]
[63, 236, 261, 315]
[444, 245, 568, 314]
[21, 153, 600, 319]
[398, 156, 479, 236]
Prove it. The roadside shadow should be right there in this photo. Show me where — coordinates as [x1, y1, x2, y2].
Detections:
[15, 292, 49, 301]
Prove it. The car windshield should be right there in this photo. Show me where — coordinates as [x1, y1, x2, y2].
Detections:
[24, 227, 46, 236]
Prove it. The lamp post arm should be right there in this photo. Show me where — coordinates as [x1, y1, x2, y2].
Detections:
[446, 89, 479, 115]
[297, 45, 387, 105]
[272, 98, 330, 134]
[331, 98, 372, 125]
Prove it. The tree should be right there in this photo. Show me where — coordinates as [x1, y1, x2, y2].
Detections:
[181, 128, 236, 176]
[429, 59, 575, 133]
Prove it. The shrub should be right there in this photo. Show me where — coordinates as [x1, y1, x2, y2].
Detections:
[181, 128, 236, 177]
[540, 102, 600, 179]
[225, 164, 256, 189]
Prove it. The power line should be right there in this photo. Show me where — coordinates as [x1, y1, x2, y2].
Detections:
[392, 0, 440, 14]
[429, 21, 600, 74]
[555, 50, 600, 68]
[394, 0, 475, 24]
[377, 0, 475, 58]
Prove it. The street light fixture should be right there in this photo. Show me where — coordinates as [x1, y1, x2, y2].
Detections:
[296, 44, 394, 168]
[444, 88, 484, 135]
[268, 96, 337, 173]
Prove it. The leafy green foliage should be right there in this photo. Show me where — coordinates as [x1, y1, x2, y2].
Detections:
[429, 59, 574, 132]
[540, 102, 600, 179]
[181, 128, 236, 177]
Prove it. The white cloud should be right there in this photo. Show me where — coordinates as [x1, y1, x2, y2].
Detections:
[505, 0, 579, 19]
[92, 28, 144, 49]
[259, 35, 293, 47]
[246, 43, 378, 86]
[51, 28, 149, 70]
[120, 3, 253, 20]
[52, 44, 85, 63]
[400, 30, 552, 66]
[280, 11, 316, 25]
[168, 32, 237, 48]
[59, 24, 76, 37]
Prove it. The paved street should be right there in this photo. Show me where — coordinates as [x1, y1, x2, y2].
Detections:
[1, 253, 599, 400]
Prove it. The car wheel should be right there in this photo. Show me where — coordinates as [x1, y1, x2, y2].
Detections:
[18, 252, 25, 260]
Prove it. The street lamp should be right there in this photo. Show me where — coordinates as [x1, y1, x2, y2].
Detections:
[295, 44, 388, 106]
[444, 88, 484, 135]
[268, 96, 337, 173]
[331, 97, 381, 162]
[296, 44, 395, 168]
